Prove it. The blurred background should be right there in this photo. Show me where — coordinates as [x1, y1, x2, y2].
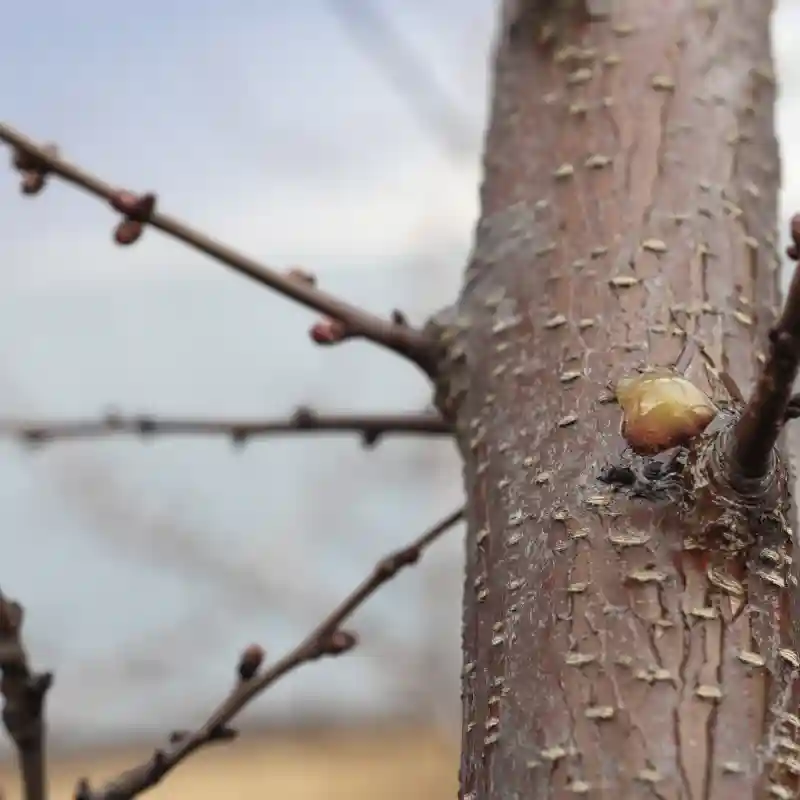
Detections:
[0, 1, 799, 797]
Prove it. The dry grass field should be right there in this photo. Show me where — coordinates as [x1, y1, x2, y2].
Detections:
[0, 724, 457, 800]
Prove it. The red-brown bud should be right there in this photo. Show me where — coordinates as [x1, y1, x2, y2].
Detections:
[310, 319, 348, 345]
[237, 644, 266, 681]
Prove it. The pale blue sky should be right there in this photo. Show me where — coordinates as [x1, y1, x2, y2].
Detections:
[1, 0, 799, 752]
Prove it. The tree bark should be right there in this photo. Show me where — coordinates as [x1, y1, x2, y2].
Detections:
[433, 1, 793, 797]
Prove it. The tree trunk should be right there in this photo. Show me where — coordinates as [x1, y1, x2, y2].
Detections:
[435, 2, 793, 797]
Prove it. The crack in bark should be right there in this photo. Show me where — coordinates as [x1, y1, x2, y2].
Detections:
[637, 24, 681, 240]
[674, 552, 694, 800]
[701, 611, 725, 799]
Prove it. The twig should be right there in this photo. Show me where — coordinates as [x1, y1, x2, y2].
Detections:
[726, 213, 800, 483]
[0, 123, 440, 379]
[0, 592, 52, 800]
[76, 507, 464, 800]
[784, 394, 800, 421]
[0, 408, 454, 448]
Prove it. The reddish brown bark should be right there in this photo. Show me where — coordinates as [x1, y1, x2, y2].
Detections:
[433, 2, 791, 797]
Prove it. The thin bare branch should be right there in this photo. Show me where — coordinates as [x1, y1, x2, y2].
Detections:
[726, 213, 800, 484]
[0, 407, 453, 448]
[0, 123, 440, 379]
[75, 507, 464, 800]
[0, 592, 52, 800]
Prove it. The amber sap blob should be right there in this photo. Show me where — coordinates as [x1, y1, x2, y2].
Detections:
[615, 371, 718, 455]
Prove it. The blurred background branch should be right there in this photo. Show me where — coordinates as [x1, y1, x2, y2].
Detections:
[0, 408, 452, 448]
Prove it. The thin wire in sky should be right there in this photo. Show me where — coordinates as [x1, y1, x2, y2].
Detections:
[324, 0, 477, 160]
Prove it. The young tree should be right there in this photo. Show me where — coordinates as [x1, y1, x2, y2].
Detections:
[445, 2, 799, 798]
[2, 1, 799, 798]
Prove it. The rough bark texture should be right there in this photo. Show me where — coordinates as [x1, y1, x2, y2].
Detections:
[432, 1, 794, 797]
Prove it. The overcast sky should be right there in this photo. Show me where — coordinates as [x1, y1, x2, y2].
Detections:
[0, 0, 799, 752]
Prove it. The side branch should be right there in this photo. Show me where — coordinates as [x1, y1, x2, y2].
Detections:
[0, 123, 440, 379]
[77, 507, 464, 800]
[726, 213, 800, 483]
[0, 593, 52, 800]
[0, 408, 453, 448]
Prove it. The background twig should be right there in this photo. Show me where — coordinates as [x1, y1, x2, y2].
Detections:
[77, 507, 464, 800]
[0, 123, 440, 379]
[0, 593, 52, 800]
[0, 408, 454, 448]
